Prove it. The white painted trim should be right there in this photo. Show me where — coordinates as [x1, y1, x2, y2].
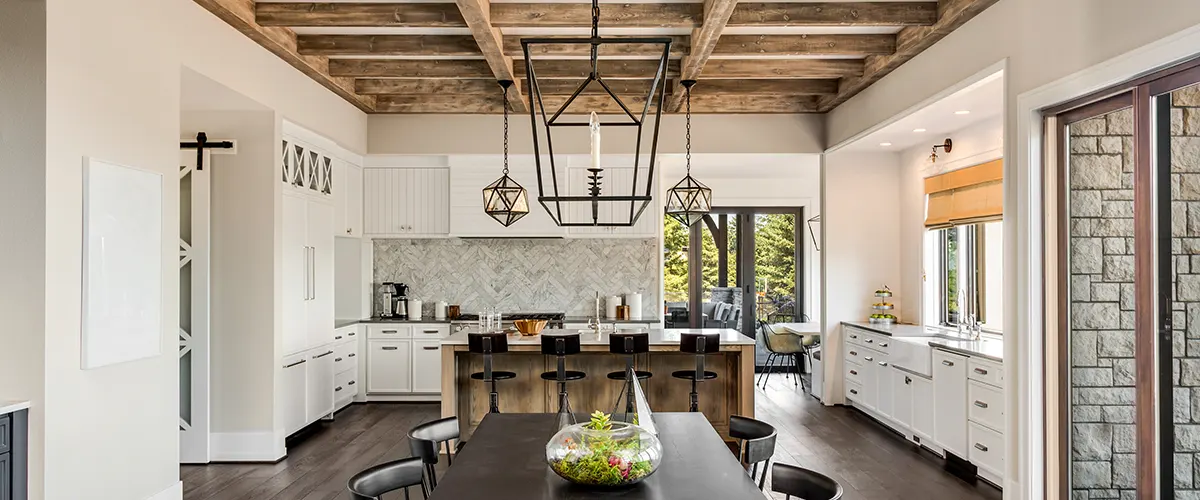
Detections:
[210, 431, 286, 462]
[364, 155, 450, 168]
[284, 120, 365, 166]
[1011, 22, 1200, 500]
[145, 481, 182, 500]
[826, 60, 1008, 154]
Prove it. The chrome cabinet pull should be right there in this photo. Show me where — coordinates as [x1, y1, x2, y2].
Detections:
[850, 370, 858, 376]
[349, 380, 356, 385]
[975, 443, 988, 452]
[878, 361, 888, 367]
[382, 346, 399, 351]
[335, 335, 343, 340]
[422, 346, 438, 350]
[974, 367, 988, 375]
[423, 329, 440, 334]
[335, 386, 343, 392]
[850, 334, 858, 339]
[313, 350, 334, 359]
[335, 357, 343, 362]
[974, 401, 989, 409]
[865, 338, 874, 343]
[349, 353, 357, 358]
[283, 359, 307, 369]
[348, 331, 356, 336]
[849, 350, 858, 356]
[942, 360, 954, 366]
[905, 377, 912, 384]
[864, 356, 874, 362]
[382, 330, 398, 334]
[850, 389, 859, 395]
[879, 342, 889, 347]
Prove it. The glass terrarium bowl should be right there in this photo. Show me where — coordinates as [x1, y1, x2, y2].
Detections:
[545, 421, 663, 487]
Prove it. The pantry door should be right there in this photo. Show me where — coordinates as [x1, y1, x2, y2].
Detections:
[179, 149, 211, 464]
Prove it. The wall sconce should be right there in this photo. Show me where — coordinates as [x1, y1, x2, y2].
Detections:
[930, 138, 953, 162]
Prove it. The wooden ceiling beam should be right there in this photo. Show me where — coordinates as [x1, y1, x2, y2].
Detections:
[690, 78, 839, 95]
[491, 3, 699, 28]
[455, 0, 527, 112]
[516, 59, 681, 79]
[700, 59, 864, 78]
[194, 0, 374, 112]
[357, 79, 501, 95]
[505, 35, 688, 58]
[375, 93, 817, 113]
[297, 35, 482, 56]
[818, 0, 1000, 111]
[712, 34, 895, 56]
[329, 59, 495, 78]
[668, 0, 740, 111]
[256, 2, 466, 27]
[523, 79, 672, 96]
[726, 2, 937, 26]
[376, 94, 505, 113]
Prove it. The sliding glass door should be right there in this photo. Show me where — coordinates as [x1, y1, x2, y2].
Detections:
[1052, 57, 1200, 499]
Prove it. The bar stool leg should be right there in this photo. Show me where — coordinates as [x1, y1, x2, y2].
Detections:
[689, 379, 699, 412]
[489, 379, 500, 414]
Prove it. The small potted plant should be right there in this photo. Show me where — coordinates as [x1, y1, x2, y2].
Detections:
[545, 411, 662, 487]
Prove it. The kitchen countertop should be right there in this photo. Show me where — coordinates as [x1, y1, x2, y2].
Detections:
[562, 316, 661, 324]
[929, 338, 1004, 362]
[842, 321, 936, 337]
[337, 318, 451, 328]
[441, 327, 755, 346]
[0, 400, 31, 415]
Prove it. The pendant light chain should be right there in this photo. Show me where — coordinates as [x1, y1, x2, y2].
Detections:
[685, 85, 692, 176]
[503, 84, 510, 175]
[591, 0, 600, 38]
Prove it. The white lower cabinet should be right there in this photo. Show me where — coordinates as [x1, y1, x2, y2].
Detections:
[932, 349, 969, 458]
[306, 347, 336, 422]
[334, 367, 359, 410]
[968, 421, 1005, 480]
[873, 352, 893, 421]
[910, 373, 935, 445]
[282, 353, 308, 436]
[891, 368, 914, 431]
[411, 340, 442, 393]
[369, 339, 413, 393]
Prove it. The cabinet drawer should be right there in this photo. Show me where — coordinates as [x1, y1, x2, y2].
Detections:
[368, 324, 412, 339]
[412, 324, 450, 339]
[333, 341, 359, 375]
[861, 332, 890, 352]
[845, 380, 864, 402]
[0, 414, 8, 455]
[845, 346, 866, 365]
[368, 340, 412, 393]
[968, 380, 1006, 432]
[844, 363, 865, 385]
[333, 325, 359, 343]
[845, 327, 866, 346]
[968, 421, 1005, 478]
[335, 368, 359, 401]
[967, 357, 1003, 388]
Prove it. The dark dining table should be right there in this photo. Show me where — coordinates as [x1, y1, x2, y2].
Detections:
[427, 412, 766, 499]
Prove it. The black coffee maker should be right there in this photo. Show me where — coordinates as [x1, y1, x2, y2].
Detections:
[395, 283, 411, 320]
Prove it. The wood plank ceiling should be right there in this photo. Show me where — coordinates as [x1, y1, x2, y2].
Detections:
[196, 0, 999, 113]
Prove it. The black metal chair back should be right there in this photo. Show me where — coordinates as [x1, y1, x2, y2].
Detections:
[468, 332, 508, 354]
[730, 415, 777, 490]
[408, 416, 461, 492]
[770, 463, 843, 500]
[609, 332, 650, 355]
[679, 332, 720, 354]
[541, 333, 581, 356]
[347, 456, 427, 500]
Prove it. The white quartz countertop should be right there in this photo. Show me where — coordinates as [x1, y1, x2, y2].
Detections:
[929, 338, 1004, 362]
[441, 328, 756, 346]
[0, 400, 31, 415]
[842, 321, 941, 337]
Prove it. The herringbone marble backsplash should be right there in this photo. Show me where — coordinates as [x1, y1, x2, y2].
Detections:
[373, 239, 660, 318]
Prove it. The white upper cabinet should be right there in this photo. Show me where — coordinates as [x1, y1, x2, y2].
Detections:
[334, 160, 364, 238]
[448, 155, 566, 238]
[363, 168, 450, 237]
[282, 137, 335, 200]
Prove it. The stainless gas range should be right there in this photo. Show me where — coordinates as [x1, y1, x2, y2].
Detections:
[450, 312, 566, 334]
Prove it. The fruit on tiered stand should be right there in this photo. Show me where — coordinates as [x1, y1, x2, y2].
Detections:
[870, 286, 897, 325]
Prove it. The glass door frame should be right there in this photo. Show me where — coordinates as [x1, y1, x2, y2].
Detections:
[1047, 56, 1200, 500]
[681, 206, 805, 339]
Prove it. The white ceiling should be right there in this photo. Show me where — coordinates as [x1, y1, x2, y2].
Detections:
[839, 70, 1004, 153]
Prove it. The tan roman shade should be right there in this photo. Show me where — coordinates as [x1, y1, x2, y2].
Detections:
[924, 159, 1003, 229]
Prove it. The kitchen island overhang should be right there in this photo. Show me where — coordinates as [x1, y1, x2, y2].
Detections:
[440, 328, 756, 440]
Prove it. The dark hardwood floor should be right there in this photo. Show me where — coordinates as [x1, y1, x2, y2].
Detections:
[182, 375, 1002, 500]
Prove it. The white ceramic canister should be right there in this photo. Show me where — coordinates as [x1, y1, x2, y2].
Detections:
[434, 301, 447, 320]
[410, 300, 423, 320]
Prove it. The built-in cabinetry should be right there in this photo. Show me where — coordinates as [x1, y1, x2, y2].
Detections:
[449, 155, 564, 238]
[332, 325, 361, 411]
[364, 168, 450, 237]
[843, 325, 1003, 487]
[333, 160, 364, 237]
[365, 323, 448, 399]
[0, 408, 28, 500]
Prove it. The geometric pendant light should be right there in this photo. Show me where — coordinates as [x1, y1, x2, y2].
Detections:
[482, 80, 530, 227]
[665, 80, 712, 227]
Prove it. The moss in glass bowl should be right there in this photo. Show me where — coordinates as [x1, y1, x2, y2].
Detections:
[546, 411, 662, 487]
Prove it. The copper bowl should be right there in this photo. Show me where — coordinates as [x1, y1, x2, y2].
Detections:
[514, 319, 548, 336]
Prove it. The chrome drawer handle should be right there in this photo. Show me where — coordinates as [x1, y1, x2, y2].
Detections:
[975, 443, 988, 452]
[313, 350, 334, 359]
[382, 346, 399, 351]
[974, 368, 988, 375]
[865, 339, 874, 343]
[850, 370, 858, 376]
[423, 330, 440, 334]
[879, 342, 888, 347]
[335, 386, 343, 392]
[382, 330, 398, 334]
[335, 335, 343, 340]
[864, 356, 874, 362]
[422, 346, 438, 350]
[349, 380, 356, 385]
[849, 351, 858, 356]
[942, 360, 954, 366]
[283, 359, 307, 369]
[849, 389, 859, 395]
[349, 332, 356, 336]
[878, 361, 888, 367]
[974, 401, 989, 409]
[335, 357, 343, 362]
[349, 353, 357, 358]
[850, 334, 858, 339]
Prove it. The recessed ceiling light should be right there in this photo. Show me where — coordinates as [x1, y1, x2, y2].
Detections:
[955, 110, 971, 115]
[913, 128, 927, 133]
[879, 142, 893, 147]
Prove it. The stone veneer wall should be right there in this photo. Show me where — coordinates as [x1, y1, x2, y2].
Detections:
[1069, 106, 1137, 499]
[373, 238, 659, 318]
[1170, 84, 1200, 497]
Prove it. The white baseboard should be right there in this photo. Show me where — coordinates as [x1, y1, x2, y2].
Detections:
[365, 394, 441, 403]
[146, 481, 182, 500]
[210, 431, 285, 462]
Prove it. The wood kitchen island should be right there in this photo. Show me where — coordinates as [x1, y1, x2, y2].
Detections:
[440, 328, 756, 440]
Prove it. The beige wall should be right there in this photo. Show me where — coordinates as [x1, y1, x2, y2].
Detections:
[369, 114, 825, 155]
[182, 110, 279, 436]
[0, 1, 47, 498]
[39, 0, 367, 498]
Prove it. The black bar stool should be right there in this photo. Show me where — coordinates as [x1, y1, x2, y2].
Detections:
[730, 415, 778, 491]
[671, 332, 720, 412]
[606, 332, 651, 414]
[539, 332, 584, 415]
[469, 332, 514, 413]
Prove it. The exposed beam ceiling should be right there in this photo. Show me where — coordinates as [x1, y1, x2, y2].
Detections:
[200, 0, 999, 113]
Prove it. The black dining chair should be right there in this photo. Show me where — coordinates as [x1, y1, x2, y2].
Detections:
[730, 415, 777, 490]
[408, 416, 461, 492]
[770, 463, 844, 500]
[347, 456, 428, 500]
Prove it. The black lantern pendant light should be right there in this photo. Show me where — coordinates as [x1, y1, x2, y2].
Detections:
[665, 81, 712, 227]
[521, 0, 671, 227]
[482, 80, 530, 227]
